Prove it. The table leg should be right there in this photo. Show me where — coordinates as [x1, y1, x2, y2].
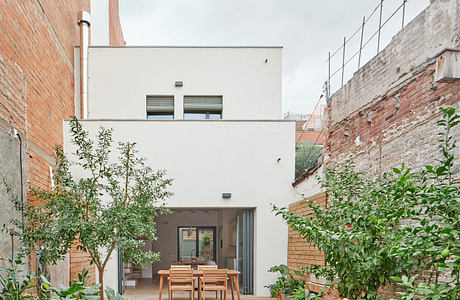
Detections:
[158, 275, 164, 300]
[234, 275, 241, 300]
[229, 276, 234, 300]
[198, 277, 201, 300]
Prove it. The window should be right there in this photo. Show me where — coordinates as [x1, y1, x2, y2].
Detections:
[184, 96, 222, 120]
[177, 226, 216, 262]
[146, 96, 174, 119]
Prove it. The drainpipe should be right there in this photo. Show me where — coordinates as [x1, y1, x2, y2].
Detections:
[77, 11, 91, 119]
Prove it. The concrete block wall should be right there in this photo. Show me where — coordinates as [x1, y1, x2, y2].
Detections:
[0, 0, 124, 285]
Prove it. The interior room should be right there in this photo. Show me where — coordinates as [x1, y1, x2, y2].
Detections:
[122, 208, 253, 296]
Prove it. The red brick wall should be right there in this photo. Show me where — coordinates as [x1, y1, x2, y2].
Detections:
[109, 0, 126, 46]
[0, 0, 125, 285]
[288, 193, 326, 286]
[327, 62, 460, 173]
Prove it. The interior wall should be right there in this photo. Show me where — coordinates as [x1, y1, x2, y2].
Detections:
[152, 209, 220, 274]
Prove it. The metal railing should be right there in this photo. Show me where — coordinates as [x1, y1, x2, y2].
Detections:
[326, 0, 410, 99]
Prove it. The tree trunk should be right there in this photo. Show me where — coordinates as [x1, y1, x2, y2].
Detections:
[98, 267, 104, 299]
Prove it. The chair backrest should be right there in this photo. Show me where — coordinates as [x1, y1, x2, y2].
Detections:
[203, 269, 227, 284]
[171, 265, 192, 269]
[169, 269, 194, 284]
[197, 265, 218, 270]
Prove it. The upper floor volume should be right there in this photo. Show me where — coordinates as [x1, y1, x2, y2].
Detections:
[74, 46, 283, 121]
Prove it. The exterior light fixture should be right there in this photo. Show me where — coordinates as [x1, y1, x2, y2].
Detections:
[175, 81, 183, 87]
[222, 193, 231, 199]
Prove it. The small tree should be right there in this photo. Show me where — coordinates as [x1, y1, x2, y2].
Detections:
[295, 141, 322, 178]
[12, 117, 172, 298]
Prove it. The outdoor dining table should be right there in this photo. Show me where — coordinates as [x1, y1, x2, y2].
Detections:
[157, 269, 241, 300]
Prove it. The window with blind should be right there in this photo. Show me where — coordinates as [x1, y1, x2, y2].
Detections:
[146, 96, 174, 120]
[183, 96, 222, 120]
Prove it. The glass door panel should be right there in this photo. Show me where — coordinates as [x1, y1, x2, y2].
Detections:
[178, 227, 197, 260]
[177, 226, 216, 264]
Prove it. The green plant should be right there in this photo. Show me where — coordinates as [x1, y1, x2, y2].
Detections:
[105, 287, 124, 300]
[292, 284, 306, 300]
[274, 106, 460, 299]
[10, 117, 173, 298]
[41, 268, 100, 300]
[265, 264, 305, 297]
[389, 107, 460, 299]
[0, 258, 35, 300]
[202, 235, 212, 245]
[295, 141, 322, 178]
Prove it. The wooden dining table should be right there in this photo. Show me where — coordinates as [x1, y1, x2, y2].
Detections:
[157, 269, 241, 300]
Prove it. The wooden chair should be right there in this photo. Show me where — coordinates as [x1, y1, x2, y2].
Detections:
[198, 265, 218, 297]
[168, 269, 194, 300]
[200, 269, 227, 300]
[171, 265, 192, 269]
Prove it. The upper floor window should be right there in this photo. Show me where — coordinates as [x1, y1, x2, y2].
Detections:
[184, 96, 222, 120]
[146, 96, 174, 120]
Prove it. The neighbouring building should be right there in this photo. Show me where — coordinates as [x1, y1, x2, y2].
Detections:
[0, 0, 124, 286]
[288, 0, 460, 298]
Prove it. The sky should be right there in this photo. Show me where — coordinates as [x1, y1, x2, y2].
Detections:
[119, 0, 430, 115]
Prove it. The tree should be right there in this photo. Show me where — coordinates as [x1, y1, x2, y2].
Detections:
[295, 141, 322, 178]
[11, 117, 173, 298]
[274, 107, 460, 299]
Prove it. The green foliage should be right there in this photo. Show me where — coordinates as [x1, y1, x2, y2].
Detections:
[40, 268, 100, 300]
[274, 107, 460, 299]
[0, 259, 35, 300]
[202, 235, 211, 245]
[105, 287, 124, 300]
[265, 264, 305, 297]
[295, 141, 322, 178]
[10, 117, 173, 298]
[389, 107, 460, 299]
[292, 284, 306, 300]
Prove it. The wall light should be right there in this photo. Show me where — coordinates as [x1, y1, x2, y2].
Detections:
[222, 193, 231, 199]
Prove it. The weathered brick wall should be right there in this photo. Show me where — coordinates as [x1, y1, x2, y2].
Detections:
[323, 0, 460, 298]
[327, 61, 460, 173]
[0, 0, 124, 285]
[109, 0, 126, 45]
[329, 0, 459, 125]
[288, 193, 326, 287]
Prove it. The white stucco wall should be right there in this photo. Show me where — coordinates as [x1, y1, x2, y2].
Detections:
[63, 120, 295, 296]
[293, 166, 325, 203]
[84, 47, 282, 120]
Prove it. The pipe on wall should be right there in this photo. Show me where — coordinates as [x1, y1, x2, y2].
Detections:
[77, 11, 91, 119]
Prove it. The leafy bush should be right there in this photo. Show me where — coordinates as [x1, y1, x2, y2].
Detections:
[274, 107, 460, 299]
[0, 259, 35, 300]
[295, 141, 322, 178]
[265, 264, 305, 297]
[40, 268, 100, 299]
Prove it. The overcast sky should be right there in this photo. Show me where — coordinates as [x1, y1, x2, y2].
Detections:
[119, 0, 430, 115]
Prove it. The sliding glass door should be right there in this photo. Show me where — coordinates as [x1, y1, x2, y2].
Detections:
[177, 226, 216, 263]
[236, 209, 254, 294]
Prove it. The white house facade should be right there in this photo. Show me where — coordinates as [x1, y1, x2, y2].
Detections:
[65, 46, 295, 296]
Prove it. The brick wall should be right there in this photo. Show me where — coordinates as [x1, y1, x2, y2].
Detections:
[0, 0, 124, 286]
[109, 0, 126, 45]
[323, 0, 460, 298]
[288, 193, 327, 291]
[327, 61, 460, 173]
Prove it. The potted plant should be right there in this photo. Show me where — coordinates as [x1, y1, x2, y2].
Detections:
[265, 264, 305, 300]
